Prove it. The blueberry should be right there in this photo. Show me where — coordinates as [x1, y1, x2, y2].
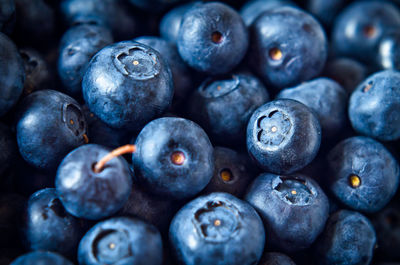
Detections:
[82, 105, 129, 149]
[371, 201, 400, 261]
[323, 57, 367, 94]
[177, 2, 248, 75]
[19, 48, 53, 96]
[203, 146, 256, 198]
[327, 136, 399, 213]
[119, 183, 180, 233]
[314, 210, 376, 265]
[133, 117, 214, 199]
[56, 144, 132, 220]
[258, 252, 296, 265]
[276, 78, 347, 139]
[134, 36, 192, 110]
[22, 188, 83, 256]
[0, 0, 15, 34]
[16, 90, 88, 171]
[376, 30, 400, 70]
[169, 192, 265, 265]
[10, 251, 74, 265]
[83, 41, 173, 131]
[159, 2, 197, 44]
[78, 217, 163, 265]
[187, 72, 269, 146]
[0, 32, 24, 117]
[58, 24, 113, 98]
[0, 122, 17, 179]
[248, 6, 327, 89]
[247, 99, 321, 174]
[332, 0, 400, 63]
[348, 70, 400, 141]
[245, 173, 329, 252]
[240, 0, 296, 26]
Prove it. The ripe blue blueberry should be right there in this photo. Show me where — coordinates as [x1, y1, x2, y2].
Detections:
[247, 99, 321, 174]
[258, 252, 296, 265]
[83, 41, 173, 131]
[245, 173, 329, 252]
[78, 217, 163, 265]
[349, 70, 400, 141]
[133, 117, 214, 199]
[16, 90, 88, 171]
[169, 192, 265, 265]
[177, 2, 248, 75]
[10, 251, 73, 265]
[240, 0, 296, 26]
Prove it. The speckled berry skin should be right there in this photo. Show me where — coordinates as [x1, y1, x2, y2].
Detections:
[248, 6, 327, 89]
[177, 2, 248, 75]
[245, 173, 329, 253]
[0, 32, 24, 117]
[315, 210, 376, 265]
[22, 188, 83, 256]
[58, 24, 113, 98]
[82, 41, 173, 131]
[187, 72, 269, 145]
[10, 251, 73, 265]
[349, 70, 400, 141]
[78, 217, 163, 265]
[16, 90, 88, 172]
[133, 117, 214, 200]
[327, 136, 399, 213]
[169, 192, 265, 265]
[246, 99, 321, 174]
[277, 78, 347, 139]
[332, 1, 400, 63]
[56, 144, 132, 220]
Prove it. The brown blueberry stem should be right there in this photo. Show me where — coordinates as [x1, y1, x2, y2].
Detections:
[93, 144, 136, 173]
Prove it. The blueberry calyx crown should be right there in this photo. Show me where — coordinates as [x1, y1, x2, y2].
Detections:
[272, 176, 316, 206]
[256, 109, 292, 149]
[92, 229, 130, 263]
[113, 45, 161, 80]
[200, 74, 240, 98]
[62, 103, 88, 143]
[193, 199, 241, 243]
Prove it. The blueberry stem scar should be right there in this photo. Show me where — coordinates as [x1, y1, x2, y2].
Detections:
[93, 144, 136, 173]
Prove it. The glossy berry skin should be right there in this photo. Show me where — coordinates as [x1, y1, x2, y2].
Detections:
[247, 99, 321, 174]
[177, 2, 248, 75]
[187, 73, 269, 145]
[78, 217, 163, 265]
[133, 117, 214, 200]
[323, 57, 367, 94]
[19, 48, 52, 96]
[0, 0, 15, 34]
[248, 6, 327, 89]
[203, 147, 256, 198]
[16, 90, 88, 171]
[258, 252, 296, 265]
[376, 31, 400, 70]
[58, 24, 113, 98]
[0, 32, 24, 117]
[245, 173, 329, 253]
[332, 1, 400, 63]
[82, 105, 129, 149]
[83, 41, 173, 131]
[10, 251, 74, 265]
[159, 2, 196, 44]
[56, 144, 132, 220]
[327, 136, 399, 213]
[349, 70, 400, 141]
[23, 188, 83, 256]
[315, 210, 376, 265]
[277, 78, 347, 139]
[240, 0, 295, 26]
[134, 36, 192, 110]
[169, 192, 265, 265]
[0, 123, 17, 179]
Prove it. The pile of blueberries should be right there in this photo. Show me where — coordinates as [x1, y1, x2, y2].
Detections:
[1, 0, 400, 264]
